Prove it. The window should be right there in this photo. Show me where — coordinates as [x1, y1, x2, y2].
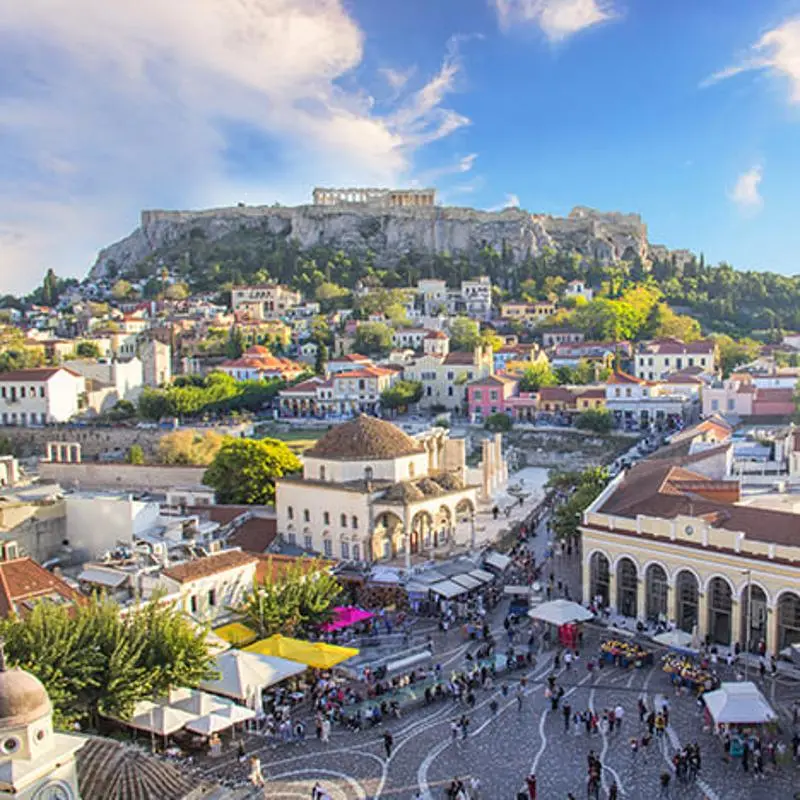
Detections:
[664, 358, 670, 366]
[688, 358, 694, 367]
[287, 506, 294, 520]
[351, 515, 358, 529]
[340, 513, 347, 527]
[615, 388, 621, 397]
[319, 465, 326, 480]
[447, 371, 454, 380]
[208, 589, 216, 607]
[490, 390, 498, 400]
[491, 406, 497, 413]
[727, 399, 735, 411]
[304, 534, 313, 550]
[29, 386, 35, 396]
[19, 387, 25, 398]
[287, 532, 297, 545]
[447, 387, 453, 396]
[323, 539, 333, 557]
[352, 543, 360, 561]
[426, 386, 432, 396]
[0, 388, 5, 399]
[341, 541, 350, 559]
[189, 595, 198, 614]
[474, 390, 482, 401]
[323, 511, 330, 525]
[303, 509, 310, 522]
[625, 388, 632, 397]
[1, 414, 6, 425]
[676, 358, 683, 369]
[711, 399, 719, 411]
[468, 372, 474, 379]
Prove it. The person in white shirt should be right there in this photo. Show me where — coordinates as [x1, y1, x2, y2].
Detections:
[614, 704, 625, 731]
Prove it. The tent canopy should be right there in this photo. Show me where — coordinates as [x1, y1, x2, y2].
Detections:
[128, 706, 194, 736]
[652, 630, 697, 652]
[213, 622, 258, 647]
[321, 606, 373, 632]
[469, 569, 495, 584]
[185, 712, 236, 736]
[429, 579, 467, 600]
[703, 682, 777, 725]
[199, 649, 305, 701]
[451, 574, 482, 591]
[483, 551, 511, 572]
[245, 634, 358, 669]
[167, 689, 234, 716]
[528, 599, 594, 626]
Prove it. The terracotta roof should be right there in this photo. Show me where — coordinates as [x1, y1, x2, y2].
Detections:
[334, 366, 393, 379]
[538, 386, 576, 402]
[283, 377, 329, 393]
[0, 557, 83, 618]
[227, 516, 278, 554]
[185, 505, 252, 525]
[576, 387, 606, 399]
[425, 330, 449, 339]
[665, 373, 705, 384]
[306, 415, 425, 460]
[77, 736, 220, 800]
[443, 352, 477, 365]
[606, 370, 644, 385]
[0, 367, 81, 382]
[254, 554, 334, 583]
[469, 374, 517, 388]
[329, 353, 371, 362]
[161, 550, 258, 584]
[598, 461, 800, 547]
[640, 338, 715, 355]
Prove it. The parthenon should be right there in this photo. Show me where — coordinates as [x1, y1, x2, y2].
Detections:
[312, 187, 437, 208]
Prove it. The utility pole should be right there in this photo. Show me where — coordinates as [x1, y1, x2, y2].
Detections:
[743, 569, 752, 682]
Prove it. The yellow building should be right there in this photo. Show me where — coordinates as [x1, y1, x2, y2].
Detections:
[581, 452, 800, 655]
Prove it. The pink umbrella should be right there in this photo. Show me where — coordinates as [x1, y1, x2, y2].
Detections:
[321, 606, 374, 632]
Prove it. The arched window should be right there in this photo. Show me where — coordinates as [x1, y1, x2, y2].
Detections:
[340, 513, 347, 527]
[323, 511, 330, 525]
[319, 465, 326, 480]
[303, 509, 310, 523]
[351, 515, 358, 529]
[287, 506, 294, 520]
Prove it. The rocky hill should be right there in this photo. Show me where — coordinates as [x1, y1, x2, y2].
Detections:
[89, 202, 653, 281]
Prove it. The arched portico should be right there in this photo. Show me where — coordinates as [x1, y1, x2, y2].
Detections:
[707, 576, 733, 646]
[410, 510, 433, 555]
[777, 591, 800, 650]
[616, 557, 638, 618]
[675, 570, 699, 633]
[372, 511, 404, 561]
[645, 563, 668, 622]
[589, 551, 610, 607]
[740, 582, 769, 653]
[454, 498, 476, 548]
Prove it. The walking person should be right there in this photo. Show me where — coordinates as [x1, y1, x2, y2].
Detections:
[659, 771, 671, 798]
[383, 731, 393, 758]
[320, 717, 331, 744]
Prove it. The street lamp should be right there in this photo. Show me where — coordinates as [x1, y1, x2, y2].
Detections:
[742, 569, 752, 681]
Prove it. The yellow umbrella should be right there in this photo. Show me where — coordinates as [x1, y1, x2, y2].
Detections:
[245, 634, 358, 669]
[214, 622, 258, 647]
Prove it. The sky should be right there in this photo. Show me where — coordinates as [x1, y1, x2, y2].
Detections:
[1, 0, 800, 295]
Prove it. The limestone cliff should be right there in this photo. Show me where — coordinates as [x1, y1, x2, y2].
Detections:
[88, 203, 651, 280]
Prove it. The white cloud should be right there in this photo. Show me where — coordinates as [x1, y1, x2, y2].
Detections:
[0, 0, 471, 293]
[730, 166, 764, 212]
[491, 0, 614, 41]
[705, 18, 800, 104]
[487, 193, 521, 211]
[380, 66, 415, 92]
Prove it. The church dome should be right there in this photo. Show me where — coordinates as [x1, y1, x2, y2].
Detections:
[306, 415, 425, 461]
[0, 666, 51, 727]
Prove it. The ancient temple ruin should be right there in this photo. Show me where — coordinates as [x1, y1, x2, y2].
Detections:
[312, 187, 436, 208]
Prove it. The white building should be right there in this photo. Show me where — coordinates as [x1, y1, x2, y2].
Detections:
[634, 338, 718, 381]
[458, 277, 493, 320]
[275, 416, 480, 566]
[230, 284, 301, 320]
[417, 279, 448, 315]
[605, 371, 698, 429]
[64, 357, 144, 405]
[0, 368, 85, 426]
[565, 279, 594, 303]
[139, 338, 172, 387]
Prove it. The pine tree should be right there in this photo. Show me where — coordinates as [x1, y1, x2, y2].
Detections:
[226, 326, 245, 359]
[314, 342, 328, 375]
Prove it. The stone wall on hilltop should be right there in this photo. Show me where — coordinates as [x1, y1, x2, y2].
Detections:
[89, 203, 652, 280]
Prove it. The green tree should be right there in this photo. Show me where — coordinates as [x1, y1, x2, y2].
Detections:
[157, 429, 225, 465]
[485, 413, 512, 432]
[204, 437, 302, 504]
[712, 334, 759, 377]
[111, 279, 136, 301]
[519, 362, 556, 392]
[76, 341, 102, 358]
[41, 268, 60, 306]
[315, 282, 350, 311]
[314, 342, 328, 375]
[380, 379, 423, 412]
[226, 326, 245, 359]
[645, 303, 702, 341]
[549, 466, 609, 542]
[354, 322, 394, 356]
[238, 559, 342, 638]
[574, 409, 614, 433]
[164, 282, 190, 301]
[448, 317, 481, 351]
[127, 444, 145, 464]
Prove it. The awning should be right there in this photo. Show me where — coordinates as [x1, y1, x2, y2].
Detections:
[386, 650, 433, 673]
[78, 567, 127, 588]
[451, 574, 482, 591]
[652, 630, 697, 652]
[166, 689, 233, 717]
[409, 570, 447, 585]
[245, 635, 359, 669]
[128, 706, 194, 736]
[213, 622, 258, 647]
[483, 551, 512, 571]
[469, 569, 495, 584]
[199, 650, 306, 701]
[528, 599, 594, 625]
[429, 579, 467, 599]
[703, 682, 777, 725]
[320, 606, 373, 632]
[185, 713, 236, 736]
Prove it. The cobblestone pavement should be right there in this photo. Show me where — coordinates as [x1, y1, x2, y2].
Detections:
[199, 524, 800, 799]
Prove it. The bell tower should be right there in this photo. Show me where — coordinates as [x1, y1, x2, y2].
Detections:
[0, 641, 85, 800]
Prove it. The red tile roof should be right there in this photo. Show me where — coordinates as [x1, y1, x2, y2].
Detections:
[334, 367, 393, 379]
[606, 370, 644, 385]
[227, 517, 278, 554]
[443, 352, 477, 365]
[0, 558, 83, 618]
[161, 550, 258, 584]
[0, 367, 81, 382]
[425, 330, 449, 340]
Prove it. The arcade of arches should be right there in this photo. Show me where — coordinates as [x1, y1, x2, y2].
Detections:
[585, 550, 800, 654]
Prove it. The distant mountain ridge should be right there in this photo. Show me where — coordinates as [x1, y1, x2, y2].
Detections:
[89, 202, 663, 281]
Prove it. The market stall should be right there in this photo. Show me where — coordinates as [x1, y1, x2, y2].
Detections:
[529, 599, 593, 648]
[702, 682, 777, 751]
[600, 639, 654, 668]
[661, 651, 719, 692]
[320, 606, 374, 633]
[199, 649, 306, 703]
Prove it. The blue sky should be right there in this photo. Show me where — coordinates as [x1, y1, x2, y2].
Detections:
[1, 0, 800, 293]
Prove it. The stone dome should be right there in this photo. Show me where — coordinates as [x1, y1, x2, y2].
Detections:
[306, 415, 425, 461]
[0, 666, 52, 727]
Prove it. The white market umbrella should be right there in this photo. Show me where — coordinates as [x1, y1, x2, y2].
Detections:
[215, 704, 256, 725]
[168, 689, 233, 716]
[199, 649, 305, 701]
[185, 712, 236, 735]
[653, 630, 697, 651]
[528, 599, 594, 626]
[702, 682, 777, 725]
[128, 706, 194, 736]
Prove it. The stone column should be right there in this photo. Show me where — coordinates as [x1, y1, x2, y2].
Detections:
[494, 433, 504, 486]
[667, 583, 677, 626]
[608, 571, 618, 615]
[470, 514, 476, 551]
[581, 555, 590, 606]
[62, 444, 70, 463]
[636, 579, 646, 622]
[730, 598, 743, 651]
[481, 440, 491, 501]
[767, 604, 779, 655]
[46, 442, 54, 462]
[404, 530, 411, 571]
[697, 590, 709, 645]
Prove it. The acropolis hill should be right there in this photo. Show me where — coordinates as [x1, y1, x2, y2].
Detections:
[89, 188, 658, 280]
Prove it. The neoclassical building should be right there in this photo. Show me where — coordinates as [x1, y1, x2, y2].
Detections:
[580, 454, 800, 655]
[275, 416, 482, 566]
